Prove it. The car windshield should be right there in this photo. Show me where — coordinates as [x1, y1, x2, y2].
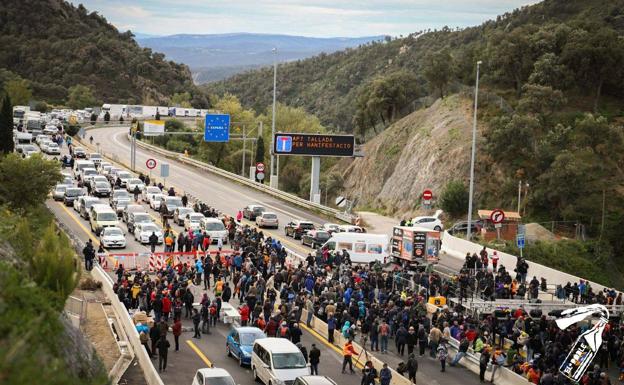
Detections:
[98, 212, 117, 221]
[204, 222, 225, 231]
[166, 197, 182, 206]
[252, 207, 265, 213]
[55, 185, 68, 192]
[316, 231, 330, 239]
[129, 178, 142, 184]
[116, 200, 129, 208]
[189, 214, 204, 222]
[118, 172, 131, 179]
[84, 200, 99, 208]
[147, 187, 160, 193]
[114, 191, 129, 198]
[239, 332, 265, 345]
[95, 182, 109, 188]
[90, 154, 102, 159]
[263, 214, 277, 219]
[104, 228, 123, 236]
[133, 214, 152, 223]
[205, 376, 236, 385]
[300, 223, 315, 229]
[142, 224, 159, 233]
[271, 352, 307, 369]
[65, 188, 82, 197]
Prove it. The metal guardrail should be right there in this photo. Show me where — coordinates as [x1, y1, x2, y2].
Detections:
[130, 134, 356, 224]
[65, 295, 87, 324]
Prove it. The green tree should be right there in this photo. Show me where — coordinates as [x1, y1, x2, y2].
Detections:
[439, 180, 469, 217]
[423, 48, 454, 98]
[0, 154, 62, 210]
[4, 79, 32, 105]
[30, 223, 77, 298]
[31, 101, 48, 113]
[255, 136, 265, 164]
[528, 53, 570, 89]
[517, 84, 566, 122]
[171, 92, 192, 108]
[487, 27, 536, 93]
[67, 85, 96, 109]
[0, 95, 14, 154]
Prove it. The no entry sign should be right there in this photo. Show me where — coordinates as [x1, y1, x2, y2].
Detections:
[490, 209, 506, 224]
[256, 162, 265, 172]
[146, 158, 157, 169]
[423, 190, 433, 201]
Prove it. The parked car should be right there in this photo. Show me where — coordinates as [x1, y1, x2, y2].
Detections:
[63, 187, 85, 206]
[126, 178, 145, 193]
[92, 181, 112, 197]
[45, 142, 60, 155]
[127, 212, 153, 234]
[184, 212, 205, 231]
[293, 376, 338, 385]
[150, 194, 165, 211]
[285, 220, 315, 240]
[301, 230, 331, 249]
[447, 220, 484, 236]
[242, 204, 265, 220]
[226, 326, 266, 366]
[122, 204, 146, 223]
[142, 185, 162, 203]
[111, 198, 131, 217]
[411, 209, 444, 231]
[52, 184, 71, 201]
[99, 227, 126, 249]
[200, 218, 228, 244]
[134, 222, 163, 244]
[73, 147, 86, 158]
[192, 368, 236, 385]
[321, 223, 341, 234]
[162, 196, 183, 218]
[76, 196, 101, 219]
[110, 189, 130, 205]
[173, 207, 195, 226]
[255, 212, 278, 229]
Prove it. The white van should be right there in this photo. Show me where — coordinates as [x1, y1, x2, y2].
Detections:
[200, 217, 228, 244]
[252, 338, 309, 385]
[74, 160, 96, 176]
[320, 232, 389, 264]
[89, 204, 119, 235]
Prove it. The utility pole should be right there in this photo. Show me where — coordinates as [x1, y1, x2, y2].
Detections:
[517, 180, 522, 213]
[466, 60, 482, 240]
[241, 124, 247, 177]
[270, 47, 278, 188]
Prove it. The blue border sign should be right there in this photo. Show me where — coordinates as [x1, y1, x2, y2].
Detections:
[204, 114, 230, 142]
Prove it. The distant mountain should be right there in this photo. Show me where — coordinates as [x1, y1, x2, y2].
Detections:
[136, 33, 386, 83]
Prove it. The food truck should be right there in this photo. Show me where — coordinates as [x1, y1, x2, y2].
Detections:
[390, 226, 442, 265]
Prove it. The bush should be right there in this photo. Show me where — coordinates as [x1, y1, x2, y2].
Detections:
[31, 101, 48, 113]
[78, 277, 102, 291]
[439, 180, 469, 217]
[65, 124, 80, 136]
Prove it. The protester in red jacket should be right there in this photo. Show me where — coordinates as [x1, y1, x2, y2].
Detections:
[239, 304, 250, 326]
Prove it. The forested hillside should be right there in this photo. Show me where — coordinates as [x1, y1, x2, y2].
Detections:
[0, 0, 207, 106]
[212, 0, 624, 137]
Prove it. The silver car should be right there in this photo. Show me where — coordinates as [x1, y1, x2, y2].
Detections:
[53, 184, 71, 201]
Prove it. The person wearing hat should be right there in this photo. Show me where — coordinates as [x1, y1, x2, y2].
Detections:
[309, 343, 321, 375]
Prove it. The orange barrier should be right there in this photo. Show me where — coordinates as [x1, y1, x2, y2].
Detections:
[102, 249, 237, 272]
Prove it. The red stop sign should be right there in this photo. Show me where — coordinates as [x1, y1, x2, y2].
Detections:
[423, 190, 433, 201]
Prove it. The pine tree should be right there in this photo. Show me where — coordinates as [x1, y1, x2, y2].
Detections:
[0, 94, 14, 154]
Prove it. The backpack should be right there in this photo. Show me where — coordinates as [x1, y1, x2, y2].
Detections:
[280, 326, 289, 337]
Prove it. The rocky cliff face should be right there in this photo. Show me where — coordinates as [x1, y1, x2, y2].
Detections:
[338, 95, 474, 218]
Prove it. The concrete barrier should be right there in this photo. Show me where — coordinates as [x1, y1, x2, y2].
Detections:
[91, 266, 165, 385]
[441, 231, 611, 292]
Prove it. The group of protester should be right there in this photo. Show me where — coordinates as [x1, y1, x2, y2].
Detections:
[94, 202, 624, 384]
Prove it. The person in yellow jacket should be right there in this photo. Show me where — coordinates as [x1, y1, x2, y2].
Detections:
[342, 340, 357, 374]
[215, 278, 224, 297]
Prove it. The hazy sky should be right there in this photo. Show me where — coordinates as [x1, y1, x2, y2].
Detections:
[76, 0, 541, 37]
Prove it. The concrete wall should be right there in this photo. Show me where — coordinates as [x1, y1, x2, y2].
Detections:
[92, 266, 165, 385]
[441, 232, 610, 292]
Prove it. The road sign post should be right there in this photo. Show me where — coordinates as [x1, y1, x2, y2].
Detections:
[422, 189, 433, 209]
[161, 163, 169, 187]
[517, 233, 525, 258]
[255, 162, 265, 183]
[490, 209, 505, 240]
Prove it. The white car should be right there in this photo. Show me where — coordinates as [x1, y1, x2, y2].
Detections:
[134, 222, 163, 244]
[411, 209, 444, 231]
[52, 184, 72, 201]
[116, 171, 133, 187]
[142, 186, 161, 203]
[99, 226, 126, 249]
[45, 142, 60, 155]
[36, 134, 50, 145]
[184, 212, 205, 231]
[256, 212, 279, 229]
[149, 194, 165, 210]
[43, 125, 59, 135]
[192, 368, 235, 385]
[200, 218, 228, 244]
[126, 178, 145, 193]
[81, 168, 98, 183]
[91, 175, 109, 184]
[111, 189, 130, 205]
[322, 223, 341, 234]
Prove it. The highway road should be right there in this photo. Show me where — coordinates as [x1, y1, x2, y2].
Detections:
[49, 126, 480, 385]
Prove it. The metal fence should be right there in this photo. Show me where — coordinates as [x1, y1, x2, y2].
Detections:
[65, 295, 87, 325]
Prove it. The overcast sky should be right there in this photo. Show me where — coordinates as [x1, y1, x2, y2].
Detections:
[75, 0, 541, 37]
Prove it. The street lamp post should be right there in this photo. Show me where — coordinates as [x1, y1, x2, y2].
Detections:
[270, 48, 278, 188]
[466, 60, 482, 240]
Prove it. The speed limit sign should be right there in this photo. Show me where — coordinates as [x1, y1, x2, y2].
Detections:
[146, 158, 157, 169]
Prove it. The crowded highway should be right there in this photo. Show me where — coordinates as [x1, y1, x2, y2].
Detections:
[43, 126, 480, 385]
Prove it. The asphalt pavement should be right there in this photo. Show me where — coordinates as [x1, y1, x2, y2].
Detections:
[48, 127, 484, 385]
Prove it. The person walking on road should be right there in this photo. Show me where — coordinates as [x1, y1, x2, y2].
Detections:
[309, 343, 320, 375]
[437, 338, 448, 372]
[379, 320, 390, 353]
[83, 239, 95, 271]
[192, 308, 201, 339]
[342, 340, 356, 374]
[407, 353, 418, 384]
[149, 232, 159, 253]
[396, 324, 408, 356]
[417, 325, 427, 356]
[172, 318, 181, 352]
[380, 363, 392, 385]
[133, 185, 140, 202]
[157, 336, 171, 372]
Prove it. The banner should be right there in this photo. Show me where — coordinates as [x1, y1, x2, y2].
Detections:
[143, 120, 165, 136]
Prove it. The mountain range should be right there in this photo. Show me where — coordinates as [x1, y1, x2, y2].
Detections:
[136, 33, 385, 83]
